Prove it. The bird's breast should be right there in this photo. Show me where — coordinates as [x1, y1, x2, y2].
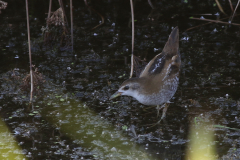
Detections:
[134, 76, 179, 106]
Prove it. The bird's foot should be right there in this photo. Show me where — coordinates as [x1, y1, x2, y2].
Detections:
[146, 103, 170, 128]
[156, 103, 169, 124]
[156, 104, 165, 117]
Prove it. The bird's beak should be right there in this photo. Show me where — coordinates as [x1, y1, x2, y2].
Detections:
[109, 91, 122, 100]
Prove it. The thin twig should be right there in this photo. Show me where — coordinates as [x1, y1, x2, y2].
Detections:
[148, 0, 154, 9]
[129, 0, 134, 78]
[229, 0, 240, 23]
[84, 0, 104, 30]
[228, 0, 234, 12]
[90, 8, 104, 30]
[58, 0, 68, 26]
[190, 17, 240, 26]
[192, 14, 215, 16]
[186, 14, 240, 32]
[70, 0, 73, 52]
[25, 0, 33, 102]
[215, 0, 227, 15]
[47, 0, 52, 28]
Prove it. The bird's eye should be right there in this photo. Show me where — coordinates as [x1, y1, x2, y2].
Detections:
[123, 86, 129, 90]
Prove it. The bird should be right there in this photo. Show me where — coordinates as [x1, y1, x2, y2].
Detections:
[109, 26, 180, 124]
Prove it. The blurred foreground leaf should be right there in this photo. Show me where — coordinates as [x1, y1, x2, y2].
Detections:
[0, 117, 27, 159]
[186, 123, 217, 160]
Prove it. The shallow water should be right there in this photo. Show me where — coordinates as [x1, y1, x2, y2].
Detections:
[0, 0, 240, 159]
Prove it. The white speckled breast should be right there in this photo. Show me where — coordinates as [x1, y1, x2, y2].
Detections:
[135, 76, 179, 105]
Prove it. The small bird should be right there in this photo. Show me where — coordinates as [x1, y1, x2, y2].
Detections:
[110, 27, 180, 123]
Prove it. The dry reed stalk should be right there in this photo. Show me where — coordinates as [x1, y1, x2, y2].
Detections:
[70, 0, 73, 52]
[25, 0, 33, 102]
[130, 0, 134, 78]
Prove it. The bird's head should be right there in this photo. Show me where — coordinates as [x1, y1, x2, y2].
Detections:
[109, 78, 143, 100]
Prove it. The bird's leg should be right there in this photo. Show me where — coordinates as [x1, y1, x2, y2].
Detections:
[156, 104, 165, 117]
[157, 103, 170, 124]
[144, 103, 172, 128]
[145, 103, 170, 128]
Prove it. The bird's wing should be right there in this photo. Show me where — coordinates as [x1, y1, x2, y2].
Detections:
[139, 27, 180, 78]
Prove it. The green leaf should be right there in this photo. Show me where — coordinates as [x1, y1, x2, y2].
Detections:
[122, 125, 128, 130]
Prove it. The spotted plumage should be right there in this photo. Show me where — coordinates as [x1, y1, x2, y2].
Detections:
[110, 27, 180, 122]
